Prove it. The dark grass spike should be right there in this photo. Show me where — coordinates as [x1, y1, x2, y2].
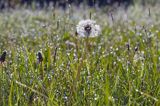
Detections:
[53, 11, 56, 20]
[53, 47, 58, 64]
[57, 20, 60, 29]
[37, 51, 43, 63]
[134, 42, 140, 52]
[29, 92, 35, 105]
[148, 8, 151, 17]
[89, 11, 92, 19]
[75, 31, 78, 36]
[134, 26, 137, 32]
[134, 46, 138, 52]
[0, 50, 7, 63]
[126, 42, 130, 51]
[37, 51, 44, 80]
[110, 13, 114, 23]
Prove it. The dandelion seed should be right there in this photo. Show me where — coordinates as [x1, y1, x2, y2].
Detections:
[76, 19, 101, 37]
[0, 51, 7, 63]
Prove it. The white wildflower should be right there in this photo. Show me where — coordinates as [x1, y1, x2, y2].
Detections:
[76, 19, 101, 37]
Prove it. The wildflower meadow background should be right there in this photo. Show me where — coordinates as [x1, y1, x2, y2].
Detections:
[0, 0, 160, 106]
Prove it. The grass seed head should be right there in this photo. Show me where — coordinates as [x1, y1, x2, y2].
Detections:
[134, 46, 138, 52]
[37, 51, 43, 63]
[0, 50, 7, 63]
[126, 43, 130, 51]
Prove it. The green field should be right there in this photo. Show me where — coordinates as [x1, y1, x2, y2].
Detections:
[0, 5, 159, 106]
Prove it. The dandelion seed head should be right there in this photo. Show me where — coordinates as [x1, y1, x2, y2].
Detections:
[76, 19, 101, 37]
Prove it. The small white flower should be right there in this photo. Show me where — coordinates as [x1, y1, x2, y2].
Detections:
[76, 19, 101, 37]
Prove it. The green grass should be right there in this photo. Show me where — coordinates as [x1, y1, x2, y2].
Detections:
[0, 5, 159, 106]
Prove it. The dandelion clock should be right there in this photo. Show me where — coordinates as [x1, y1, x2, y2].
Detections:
[76, 19, 101, 37]
[75, 19, 101, 54]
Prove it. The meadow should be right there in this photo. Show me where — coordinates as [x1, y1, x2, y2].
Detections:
[0, 4, 159, 106]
